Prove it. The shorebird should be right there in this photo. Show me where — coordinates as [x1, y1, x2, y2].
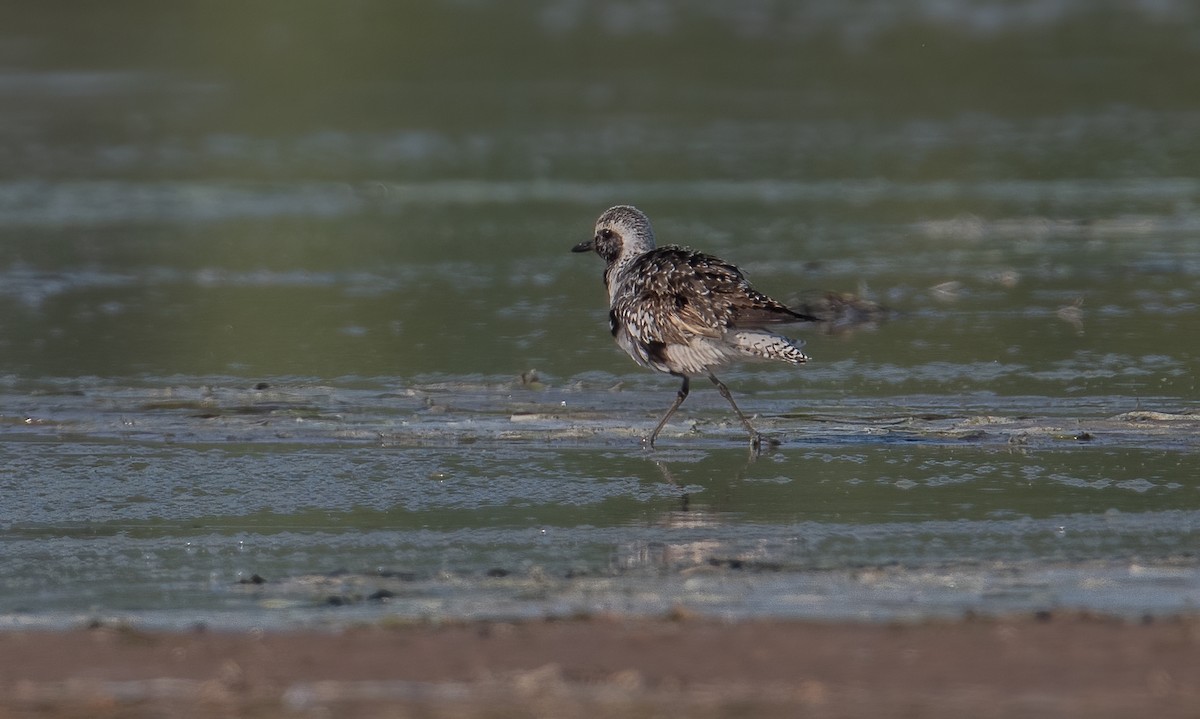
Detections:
[572, 205, 816, 449]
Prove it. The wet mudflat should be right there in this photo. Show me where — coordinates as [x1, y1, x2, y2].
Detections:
[2, 1, 1199, 634]
[2, 376, 1197, 629]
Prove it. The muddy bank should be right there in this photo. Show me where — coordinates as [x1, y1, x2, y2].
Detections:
[2, 613, 1197, 718]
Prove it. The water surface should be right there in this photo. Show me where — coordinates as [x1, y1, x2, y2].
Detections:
[1, 0, 1198, 628]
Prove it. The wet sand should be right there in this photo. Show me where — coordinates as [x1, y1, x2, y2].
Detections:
[2, 613, 1197, 718]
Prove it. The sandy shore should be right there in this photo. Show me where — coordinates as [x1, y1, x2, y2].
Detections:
[1, 613, 1197, 718]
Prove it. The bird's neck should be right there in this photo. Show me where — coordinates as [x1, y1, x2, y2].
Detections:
[603, 248, 646, 302]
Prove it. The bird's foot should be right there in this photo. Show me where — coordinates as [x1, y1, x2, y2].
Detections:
[749, 433, 780, 455]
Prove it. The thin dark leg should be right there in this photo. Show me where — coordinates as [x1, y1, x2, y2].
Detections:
[646, 374, 689, 448]
[707, 372, 763, 449]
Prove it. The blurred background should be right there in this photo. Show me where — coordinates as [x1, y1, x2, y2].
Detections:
[2, 0, 1198, 384]
[1, 1, 1199, 625]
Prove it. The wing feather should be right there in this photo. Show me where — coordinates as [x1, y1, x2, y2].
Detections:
[612, 246, 813, 349]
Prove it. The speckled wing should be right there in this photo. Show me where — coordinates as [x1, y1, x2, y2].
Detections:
[613, 246, 807, 347]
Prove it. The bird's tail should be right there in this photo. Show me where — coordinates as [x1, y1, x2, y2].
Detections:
[727, 330, 809, 364]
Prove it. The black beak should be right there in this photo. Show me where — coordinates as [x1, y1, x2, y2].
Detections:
[571, 239, 594, 253]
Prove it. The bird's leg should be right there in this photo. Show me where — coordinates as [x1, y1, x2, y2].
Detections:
[645, 374, 689, 448]
[707, 372, 768, 450]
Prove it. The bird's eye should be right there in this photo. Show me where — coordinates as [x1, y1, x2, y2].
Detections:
[599, 229, 614, 241]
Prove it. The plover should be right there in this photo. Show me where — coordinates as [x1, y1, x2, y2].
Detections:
[572, 205, 816, 449]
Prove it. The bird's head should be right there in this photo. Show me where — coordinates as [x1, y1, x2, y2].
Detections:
[571, 205, 656, 265]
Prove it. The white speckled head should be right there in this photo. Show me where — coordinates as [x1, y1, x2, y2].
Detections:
[571, 205, 656, 266]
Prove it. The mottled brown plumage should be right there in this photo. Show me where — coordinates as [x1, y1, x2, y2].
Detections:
[572, 205, 816, 449]
[614, 247, 810, 347]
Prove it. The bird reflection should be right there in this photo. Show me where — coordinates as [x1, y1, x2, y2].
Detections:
[611, 450, 763, 572]
[1056, 297, 1085, 335]
[652, 442, 770, 488]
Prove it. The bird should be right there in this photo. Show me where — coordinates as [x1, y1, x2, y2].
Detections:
[571, 205, 816, 449]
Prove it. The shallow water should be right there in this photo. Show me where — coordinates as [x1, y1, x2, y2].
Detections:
[1, 1, 1198, 628]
